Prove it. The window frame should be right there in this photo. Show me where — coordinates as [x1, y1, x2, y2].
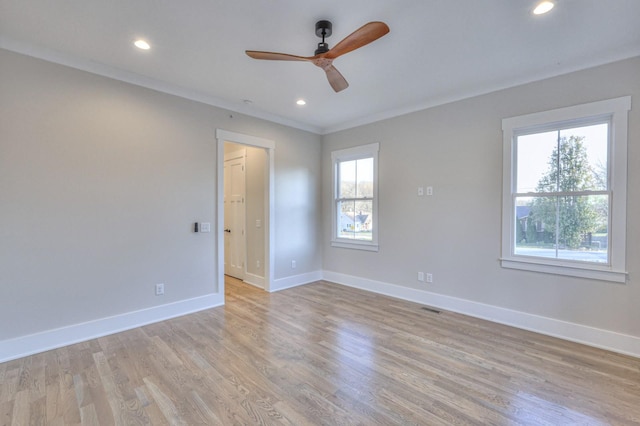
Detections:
[331, 143, 379, 252]
[501, 97, 630, 282]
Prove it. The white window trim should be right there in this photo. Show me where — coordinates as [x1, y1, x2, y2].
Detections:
[331, 143, 379, 252]
[501, 96, 630, 283]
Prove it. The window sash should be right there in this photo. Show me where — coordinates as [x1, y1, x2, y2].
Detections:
[512, 192, 611, 265]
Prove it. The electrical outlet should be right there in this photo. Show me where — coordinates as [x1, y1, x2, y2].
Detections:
[426, 273, 433, 283]
[291, 260, 296, 269]
[417, 271, 424, 281]
[426, 186, 433, 196]
[256, 260, 260, 268]
[155, 283, 165, 296]
[418, 187, 424, 196]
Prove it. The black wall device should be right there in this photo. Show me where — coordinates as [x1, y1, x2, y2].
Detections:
[194, 222, 199, 233]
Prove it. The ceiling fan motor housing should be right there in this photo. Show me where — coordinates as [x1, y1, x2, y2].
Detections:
[315, 43, 329, 55]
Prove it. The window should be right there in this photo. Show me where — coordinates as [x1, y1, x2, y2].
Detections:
[331, 143, 379, 251]
[501, 97, 630, 282]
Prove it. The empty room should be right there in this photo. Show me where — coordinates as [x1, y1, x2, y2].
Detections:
[1, 1, 639, 424]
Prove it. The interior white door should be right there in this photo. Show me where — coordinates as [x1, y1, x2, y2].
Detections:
[224, 151, 246, 280]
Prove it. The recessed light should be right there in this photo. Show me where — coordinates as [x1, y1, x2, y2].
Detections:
[296, 99, 306, 106]
[134, 39, 151, 50]
[533, 1, 555, 15]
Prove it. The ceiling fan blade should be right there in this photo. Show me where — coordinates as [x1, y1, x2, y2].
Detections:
[325, 21, 389, 59]
[245, 51, 312, 61]
[324, 65, 349, 92]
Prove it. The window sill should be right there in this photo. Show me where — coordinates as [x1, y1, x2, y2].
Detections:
[331, 240, 379, 252]
[500, 257, 627, 283]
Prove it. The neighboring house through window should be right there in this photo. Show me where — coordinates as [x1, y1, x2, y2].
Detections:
[501, 96, 630, 282]
[332, 143, 379, 251]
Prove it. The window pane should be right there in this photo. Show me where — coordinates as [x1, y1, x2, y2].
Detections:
[517, 123, 609, 194]
[516, 131, 557, 193]
[514, 195, 557, 258]
[356, 158, 373, 198]
[514, 194, 608, 263]
[337, 200, 356, 239]
[558, 123, 608, 191]
[339, 160, 356, 198]
[556, 195, 608, 263]
[337, 199, 372, 241]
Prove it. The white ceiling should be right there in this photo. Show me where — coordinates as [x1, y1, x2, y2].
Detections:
[1, 1, 639, 134]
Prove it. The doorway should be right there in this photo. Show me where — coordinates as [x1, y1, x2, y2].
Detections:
[216, 129, 274, 297]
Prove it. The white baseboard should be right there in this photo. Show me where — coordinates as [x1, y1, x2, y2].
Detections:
[322, 270, 640, 358]
[0, 293, 223, 363]
[243, 272, 265, 289]
[270, 270, 323, 292]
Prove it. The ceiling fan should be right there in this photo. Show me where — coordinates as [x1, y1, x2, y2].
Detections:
[246, 20, 390, 93]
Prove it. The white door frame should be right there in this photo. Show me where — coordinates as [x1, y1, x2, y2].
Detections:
[216, 129, 275, 295]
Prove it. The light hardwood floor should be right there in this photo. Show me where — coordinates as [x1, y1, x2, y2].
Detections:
[2, 278, 640, 425]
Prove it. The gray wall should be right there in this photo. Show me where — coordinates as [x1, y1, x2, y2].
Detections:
[322, 56, 640, 338]
[0, 49, 322, 341]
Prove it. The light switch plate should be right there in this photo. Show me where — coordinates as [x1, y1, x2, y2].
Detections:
[200, 222, 211, 233]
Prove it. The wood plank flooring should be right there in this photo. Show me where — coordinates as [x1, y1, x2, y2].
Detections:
[2, 278, 640, 425]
